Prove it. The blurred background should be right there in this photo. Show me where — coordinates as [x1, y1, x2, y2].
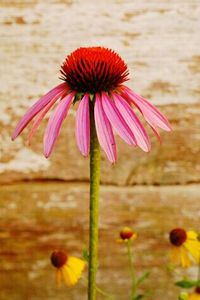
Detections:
[0, 0, 200, 299]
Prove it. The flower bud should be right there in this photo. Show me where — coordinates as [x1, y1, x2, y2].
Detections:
[120, 227, 134, 240]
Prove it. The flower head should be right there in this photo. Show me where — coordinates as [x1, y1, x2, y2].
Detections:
[188, 287, 200, 300]
[169, 228, 200, 268]
[117, 226, 137, 243]
[60, 47, 129, 94]
[51, 250, 85, 287]
[12, 47, 171, 162]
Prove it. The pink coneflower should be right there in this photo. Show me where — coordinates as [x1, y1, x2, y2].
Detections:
[12, 47, 171, 163]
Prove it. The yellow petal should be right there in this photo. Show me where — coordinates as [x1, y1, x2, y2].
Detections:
[184, 240, 200, 263]
[188, 293, 200, 300]
[56, 270, 62, 288]
[61, 265, 77, 286]
[170, 247, 181, 265]
[131, 233, 137, 241]
[180, 247, 191, 268]
[61, 256, 85, 287]
[67, 256, 85, 277]
[187, 231, 198, 240]
[116, 238, 125, 243]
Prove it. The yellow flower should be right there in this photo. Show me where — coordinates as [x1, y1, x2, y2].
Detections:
[117, 227, 137, 243]
[51, 250, 85, 287]
[169, 228, 200, 268]
[188, 287, 200, 300]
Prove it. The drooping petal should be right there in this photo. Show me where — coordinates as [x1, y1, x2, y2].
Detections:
[170, 246, 181, 266]
[94, 93, 117, 163]
[180, 247, 191, 268]
[188, 293, 200, 300]
[43, 92, 75, 158]
[61, 256, 85, 287]
[12, 83, 68, 140]
[75, 93, 90, 157]
[28, 93, 62, 144]
[56, 269, 62, 288]
[101, 92, 136, 146]
[187, 231, 198, 240]
[185, 233, 200, 265]
[122, 86, 172, 131]
[61, 265, 77, 286]
[113, 92, 151, 152]
[67, 256, 85, 279]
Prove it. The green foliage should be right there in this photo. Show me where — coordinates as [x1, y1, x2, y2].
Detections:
[176, 279, 200, 289]
[82, 246, 89, 263]
[136, 271, 150, 286]
[131, 289, 152, 300]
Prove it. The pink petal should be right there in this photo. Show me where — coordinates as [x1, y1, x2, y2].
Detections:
[122, 86, 172, 131]
[113, 93, 151, 152]
[28, 93, 63, 144]
[43, 92, 75, 158]
[101, 92, 136, 146]
[75, 93, 90, 157]
[94, 94, 117, 163]
[12, 83, 68, 140]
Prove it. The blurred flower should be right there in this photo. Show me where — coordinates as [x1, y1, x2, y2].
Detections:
[51, 250, 85, 287]
[117, 226, 137, 243]
[12, 47, 171, 162]
[169, 228, 200, 268]
[188, 287, 200, 300]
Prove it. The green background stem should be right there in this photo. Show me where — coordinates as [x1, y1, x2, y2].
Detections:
[127, 241, 136, 299]
[88, 102, 101, 300]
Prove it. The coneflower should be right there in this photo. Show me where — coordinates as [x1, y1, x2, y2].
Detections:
[12, 47, 171, 163]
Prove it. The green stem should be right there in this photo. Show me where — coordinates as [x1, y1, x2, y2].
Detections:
[88, 102, 101, 300]
[127, 240, 136, 299]
[96, 287, 116, 300]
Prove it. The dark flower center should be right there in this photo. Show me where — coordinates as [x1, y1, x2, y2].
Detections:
[195, 287, 200, 294]
[51, 250, 68, 268]
[169, 228, 187, 246]
[60, 47, 129, 94]
[120, 227, 134, 240]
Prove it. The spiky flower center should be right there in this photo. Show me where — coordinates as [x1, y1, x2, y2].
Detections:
[51, 250, 68, 268]
[120, 227, 134, 240]
[60, 47, 129, 94]
[169, 228, 187, 246]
